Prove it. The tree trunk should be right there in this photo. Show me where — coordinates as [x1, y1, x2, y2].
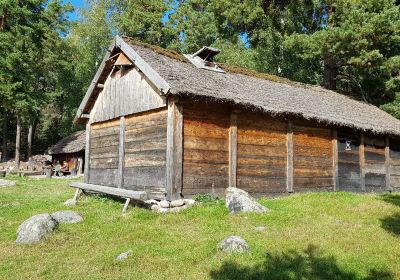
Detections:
[1, 115, 7, 162]
[27, 122, 33, 162]
[323, 63, 337, 90]
[15, 115, 21, 168]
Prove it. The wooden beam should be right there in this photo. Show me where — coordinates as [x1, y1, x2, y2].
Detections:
[360, 133, 366, 191]
[117, 117, 126, 188]
[286, 120, 294, 193]
[122, 198, 131, 213]
[385, 136, 391, 192]
[84, 122, 91, 183]
[229, 112, 238, 188]
[332, 128, 339, 191]
[165, 97, 183, 201]
[96, 83, 104, 89]
[70, 182, 148, 200]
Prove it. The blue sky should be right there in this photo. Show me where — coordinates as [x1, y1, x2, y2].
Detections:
[65, 0, 85, 21]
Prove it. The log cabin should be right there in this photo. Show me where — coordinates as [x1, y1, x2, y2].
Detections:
[48, 130, 85, 175]
[72, 35, 400, 202]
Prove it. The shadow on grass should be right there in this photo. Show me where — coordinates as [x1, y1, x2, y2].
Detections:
[381, 213, 400, 236]
[380, 194, 400, 207]
[380, 194, 400, 235]
[210, 245, 393, 280]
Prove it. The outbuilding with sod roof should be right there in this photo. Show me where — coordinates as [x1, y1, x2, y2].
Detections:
[72, 35, 400, 202]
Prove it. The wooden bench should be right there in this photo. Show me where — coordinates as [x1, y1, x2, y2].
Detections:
[69, 182, 148, 213]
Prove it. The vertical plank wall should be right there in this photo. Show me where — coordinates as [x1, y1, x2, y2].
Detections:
[182, 104, 230, 196]
[364, 135, 386, 192]
[292, 121, 334, 191]
[124, 109, 168, 199]
[89, 119, 120, 186]
[390, 139, 400, 192]
[236, 112, 287, 195]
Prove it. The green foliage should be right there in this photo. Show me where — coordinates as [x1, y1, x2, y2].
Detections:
[192, 193, 221, 204]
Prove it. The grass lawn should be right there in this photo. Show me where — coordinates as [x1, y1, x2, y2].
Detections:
[1, 176, 400, 279]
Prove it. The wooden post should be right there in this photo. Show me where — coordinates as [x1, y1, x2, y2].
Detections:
[286, 120, 294, 193]
[229, 112, 238, 188]
[332, 128, 339, 191]
[122, 198, 131, 213]
[385, 136, 391, 192]
[165, 97, 183, 201]
[117, 117, 126, 188]
[84, 121, 91, 183]
[360, 133, 366, 191]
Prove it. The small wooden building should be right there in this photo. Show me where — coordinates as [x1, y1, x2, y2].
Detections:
[74, 35, 400, 200]
[48, 130, 85, 174]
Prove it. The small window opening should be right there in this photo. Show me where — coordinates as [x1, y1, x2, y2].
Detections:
[184, 46, 225, 73]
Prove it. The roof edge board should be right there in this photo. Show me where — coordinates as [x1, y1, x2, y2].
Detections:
[75, 38, 116, 122]
[115, 36, 171, 95]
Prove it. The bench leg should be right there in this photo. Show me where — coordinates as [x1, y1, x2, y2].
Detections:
[122, 198, 131, 213]
[73, 188, 81, 204]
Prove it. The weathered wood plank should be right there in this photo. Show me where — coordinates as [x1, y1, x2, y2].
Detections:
[117, 117, 125, 188]
[84, 122, 91, 183]
[229, 112, 237, 188]
[287, 120, 293, 192]
[165, 98, 183, 200]
[70, 181, 147, 200]
[360, 133, 366, 191]
[385, 136, 391, 191]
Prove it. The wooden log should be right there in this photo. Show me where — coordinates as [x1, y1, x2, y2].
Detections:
[385, 136, 391, 191]
[229, 112, 237, 188]
[360, 133, 366, 191]
[70, 182, 147, 200]
[117, 116, 126, 188]
[332, 128, 339, 191]
[122, 198, 131, 213]
[165, 97, 183, 201]
[286, 120, 293, 192]
[84, 122, 91, 183]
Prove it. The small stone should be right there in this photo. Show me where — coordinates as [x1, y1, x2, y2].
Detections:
[159, 200, 170, 208]
[151, 204, 160, 211]
[157, 207, 170, 213]
[63, 198, 77, 206]
[169, 204, 189, 213]
[16, 213, 58, 244]
[183, 199, 196, 206]
[225, 187, 268, 214]
[170, 199, 185, 208]
[145, 199, 158, 205]
[0, 179, 16, 187]
[218, 236, 250, 253]
[51, 211, 83, 224]
[116, 250, 132, 262]
[254, 226, 266, 232]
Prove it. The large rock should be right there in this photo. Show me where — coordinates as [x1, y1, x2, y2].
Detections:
[51, 211, 83, 224]
[0, 179, 16, 187]
[16, 213, 58, 244]
[225, 187, 268, 214]
[218, 236, 250, 253]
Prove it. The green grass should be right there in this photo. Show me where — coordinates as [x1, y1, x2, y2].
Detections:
[1, 176, 400, 279]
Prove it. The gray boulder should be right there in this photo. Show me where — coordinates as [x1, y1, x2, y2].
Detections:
[51, 211, 83, 224]
[116, 250, 132, 261]
[16, 213, 57, 244]
[218, 236, 250, 253]
[225, 187, 268, 214]
[0, 179, 16, 187]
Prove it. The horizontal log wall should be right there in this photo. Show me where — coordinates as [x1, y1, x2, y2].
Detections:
[89, 119, 120, 186]
[237, 113, 287, 195]
[124, 109, 168, 199]
[337, 129, 361, 191]
[182, 105, 230, 196]
[292, 121, 334, 191]
[390, 139, 400, 192]
[364, 135, 386, 192]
